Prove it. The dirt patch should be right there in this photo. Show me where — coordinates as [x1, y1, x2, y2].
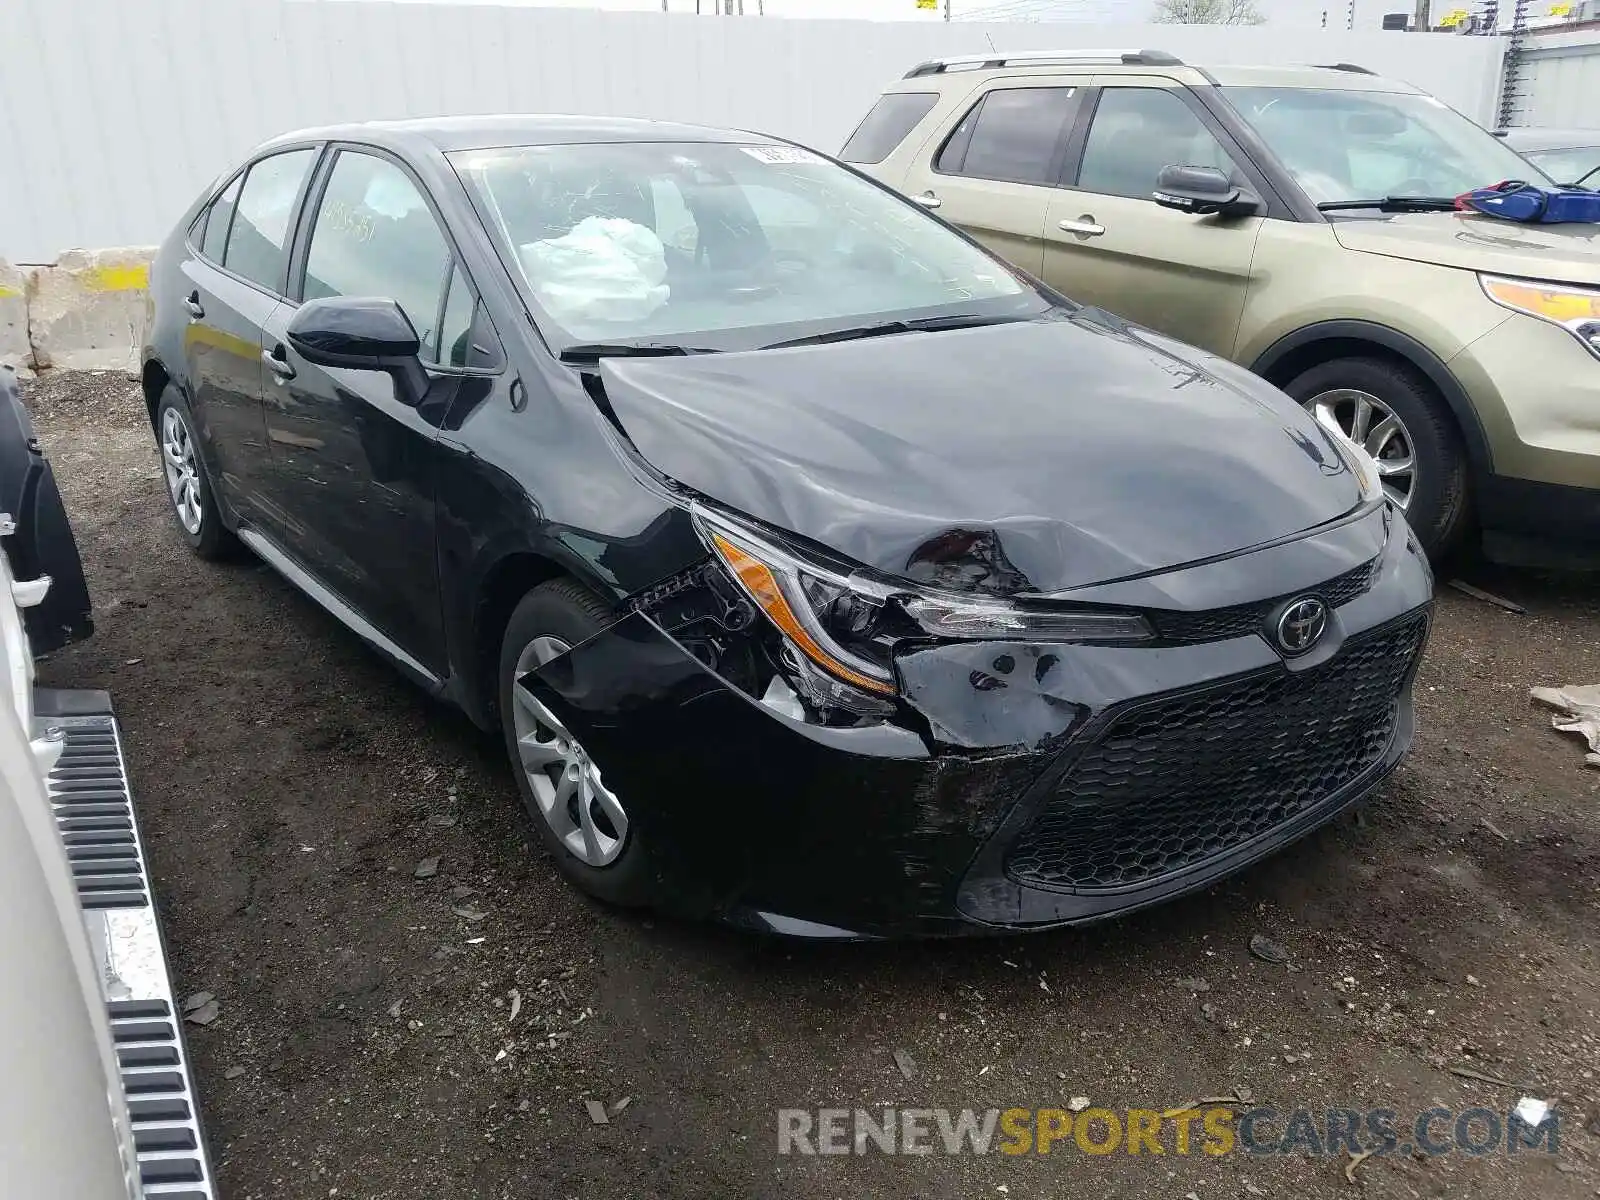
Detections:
[25, 369, 1600, 1199]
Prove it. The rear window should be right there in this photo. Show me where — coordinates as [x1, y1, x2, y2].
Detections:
[224, 148, 317, 293]
[840, 92, 939, 165]
[934, 87, 1078, 186]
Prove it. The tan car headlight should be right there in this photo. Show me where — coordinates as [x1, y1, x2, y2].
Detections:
[1480, 275, 1600, 361]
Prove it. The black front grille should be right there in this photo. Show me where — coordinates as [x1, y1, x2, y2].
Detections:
[1148, 559, 1376, 645]
[1006, 613, 1427, 893]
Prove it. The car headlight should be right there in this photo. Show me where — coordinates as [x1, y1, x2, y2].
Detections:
[694, 505, 1151, 700]
[1480, 275, 1600, 360]
[1325, 424, 1386, 505]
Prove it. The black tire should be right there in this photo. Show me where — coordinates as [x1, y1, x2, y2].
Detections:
[154, 386, 239, 560]
[1283, 356, 1470, 559]
[498, 579, 652, 907]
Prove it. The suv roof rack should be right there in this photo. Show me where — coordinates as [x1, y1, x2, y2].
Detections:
[903, 49, 1184, 78]
[1313, 62, 1376, 74]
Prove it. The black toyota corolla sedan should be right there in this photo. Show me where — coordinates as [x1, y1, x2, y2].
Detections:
[142, 115, 1432, 938]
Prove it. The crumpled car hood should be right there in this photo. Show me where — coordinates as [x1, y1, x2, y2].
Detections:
[599, 314, 1365, 594]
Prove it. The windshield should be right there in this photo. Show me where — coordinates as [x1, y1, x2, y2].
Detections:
[1222, 87, 1554, 207]
[449, 141, 1046, 352]
[1522, 145, 1600, 186]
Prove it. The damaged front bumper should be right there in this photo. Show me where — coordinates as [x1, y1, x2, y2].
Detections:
[525, 510, 1434, 939]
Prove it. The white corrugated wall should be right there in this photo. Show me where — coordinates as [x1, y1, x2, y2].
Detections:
[1514, 29, 1600, 128]
[0, 0, 1505, 263]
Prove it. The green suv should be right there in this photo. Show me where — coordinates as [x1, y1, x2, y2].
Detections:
[845, 52, 1600, 563]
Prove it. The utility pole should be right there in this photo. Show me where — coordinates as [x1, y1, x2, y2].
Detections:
[1412, 0, 1431, 27]
[945, 0, 953, 18]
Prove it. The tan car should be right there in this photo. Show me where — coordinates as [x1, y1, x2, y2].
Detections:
[845, 52, 1600, 563]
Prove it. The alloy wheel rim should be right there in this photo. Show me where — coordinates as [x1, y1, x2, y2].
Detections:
[160, 407, 204, 535]
[1303, 388, 1417, 510]
[510, 635, 627, 867]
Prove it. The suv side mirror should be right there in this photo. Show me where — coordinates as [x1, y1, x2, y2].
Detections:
[1152, 164, 1261, 218]
[286, 296, 429, 405]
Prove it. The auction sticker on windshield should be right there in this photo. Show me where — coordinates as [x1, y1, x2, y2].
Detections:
[742, 145, 827, 165]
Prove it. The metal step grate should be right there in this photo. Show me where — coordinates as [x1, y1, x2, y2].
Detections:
[47, 722, 149, 909]
[39, 712, 216, 1200]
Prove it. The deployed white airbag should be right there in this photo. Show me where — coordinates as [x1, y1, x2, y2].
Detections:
[518, 217, 670, 325]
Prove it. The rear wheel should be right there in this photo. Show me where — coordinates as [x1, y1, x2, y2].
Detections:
[498, 580, 652, 906]
[1283, 356, 1469, 559]
[154, 386, 238, 559]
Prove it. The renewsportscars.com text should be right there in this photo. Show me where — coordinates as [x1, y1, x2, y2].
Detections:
[777, 1106, 1561, 1158]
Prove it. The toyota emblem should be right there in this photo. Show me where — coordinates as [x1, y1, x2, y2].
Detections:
[1275, 597, 1327, 656]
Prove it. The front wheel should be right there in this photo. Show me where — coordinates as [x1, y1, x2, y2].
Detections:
[1283, 356, 1470, 559]
[154, 386, 238, 559]
[498, 580, 653, 907]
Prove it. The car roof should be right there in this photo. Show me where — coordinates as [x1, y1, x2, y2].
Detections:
[1202, 64, 1424, 92]
[886, 54, 1424, 95]
[258, 114, 766, 155]
[1498, 127, 1600, 151]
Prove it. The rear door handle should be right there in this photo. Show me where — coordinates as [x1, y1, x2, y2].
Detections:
[184, 291, 205, 319]
[1057, 217, 1106, 237]
[262, 345, 296, 382]
[913, 192, 942, 210]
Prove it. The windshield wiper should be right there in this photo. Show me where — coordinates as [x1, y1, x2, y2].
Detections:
[761, 312, 1028, 351]
[1316, 196, 1460, 213]
[558, 342, 717, 365]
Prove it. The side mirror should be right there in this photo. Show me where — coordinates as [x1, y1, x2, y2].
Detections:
[1152, 164, 1261, 218]
[286, 296, 429, 405]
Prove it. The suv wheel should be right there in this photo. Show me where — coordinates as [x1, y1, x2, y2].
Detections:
[498, 580, 651, 906]
[1283, 356, 1469, 558]
[155, 386, 238, 559]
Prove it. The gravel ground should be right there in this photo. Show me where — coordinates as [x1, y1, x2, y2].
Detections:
[22, 369, 1600, 1200]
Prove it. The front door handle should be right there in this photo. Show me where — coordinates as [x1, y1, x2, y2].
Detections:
[262, 345, 296, 382]
[184, 291, 205, 319]
[1057, 217, 1106, 237]
[913, 191, 942, 210]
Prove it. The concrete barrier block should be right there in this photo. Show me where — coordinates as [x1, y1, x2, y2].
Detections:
[27, 247, 155, 374]
[0, 260, 30, 377]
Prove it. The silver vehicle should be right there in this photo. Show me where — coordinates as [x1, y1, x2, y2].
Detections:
[0, 365, 215, 1197]
[1500, 127, 1600, 188]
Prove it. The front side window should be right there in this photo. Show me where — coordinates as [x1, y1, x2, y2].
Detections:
[840, 92, 939, 165]
[1077, 88, 1235, 201]
[224, 149, 316, 292]
[436, 264, 503, 371]
[1222, 86, 1554, 206]
[302, 151, 453, 362]
[452, 140, 1045, 351]
[935, 87, 1078, 185]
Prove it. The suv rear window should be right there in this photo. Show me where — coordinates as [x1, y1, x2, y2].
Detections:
[934, 87, 1078, 186]
[840, 92, 938, 165]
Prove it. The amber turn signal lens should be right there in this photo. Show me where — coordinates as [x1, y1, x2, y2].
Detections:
[709, 532, 897, 696]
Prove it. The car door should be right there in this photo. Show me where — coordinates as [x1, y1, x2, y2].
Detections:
[898, 81, 1088, 276]
[179, 148, 318, 519]
[258, 146, 474, 675]
[1042, 82, 1265, 358]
